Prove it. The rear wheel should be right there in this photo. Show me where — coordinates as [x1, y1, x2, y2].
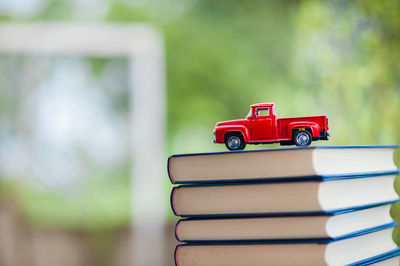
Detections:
[225, 133, 246, 151]
[293, 130, 312, 147]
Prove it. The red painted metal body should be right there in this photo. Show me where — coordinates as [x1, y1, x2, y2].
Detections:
[214, 103, 329, 145]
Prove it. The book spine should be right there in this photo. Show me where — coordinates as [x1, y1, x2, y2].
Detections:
[174, 245, 181, 266]
[174, 219, 183, 242]
[170, 187, 179, 216]
[167, 156, 175, 184]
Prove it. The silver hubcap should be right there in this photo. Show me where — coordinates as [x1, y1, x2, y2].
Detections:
[228, 136, 241, 149]
[296, 132, 310, 145]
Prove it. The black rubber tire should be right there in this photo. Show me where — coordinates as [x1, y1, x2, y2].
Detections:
[293, 130, 312, 147]
[225, 133, 246, 151]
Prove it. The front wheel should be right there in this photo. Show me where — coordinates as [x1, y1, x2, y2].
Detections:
[225, 133, 246, 151]
[293, 130, 312, 147]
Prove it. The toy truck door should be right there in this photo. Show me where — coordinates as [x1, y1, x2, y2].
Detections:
[251, 107, 273, 140]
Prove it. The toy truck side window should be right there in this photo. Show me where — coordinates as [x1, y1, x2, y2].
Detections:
[255, 108, 270, 117]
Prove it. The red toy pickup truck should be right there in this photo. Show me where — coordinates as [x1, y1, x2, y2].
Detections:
[213, 103, 330, 150]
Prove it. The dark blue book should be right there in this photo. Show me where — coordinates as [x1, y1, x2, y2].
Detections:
[171, 171, 399, 217]
[174, 225, 398, 266]
[168, 145, 398, 184]
[175, 204, 395, 243]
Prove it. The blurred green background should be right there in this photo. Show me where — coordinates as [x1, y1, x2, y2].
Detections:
[0, 0, 400, 264]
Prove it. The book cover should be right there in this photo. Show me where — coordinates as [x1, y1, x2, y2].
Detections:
[168, 145, 399, 184]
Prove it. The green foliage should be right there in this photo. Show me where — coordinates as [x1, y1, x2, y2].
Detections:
[88, 57, 112, 77]
[393, 226, 400, 246]
[107, 1, 149, 22]
[0, 168, 131, 230]
[20, 176, 130, 230]
[33, 0, 74, 20]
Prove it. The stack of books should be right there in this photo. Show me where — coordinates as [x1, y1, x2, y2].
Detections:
[168, 145, 400, 265]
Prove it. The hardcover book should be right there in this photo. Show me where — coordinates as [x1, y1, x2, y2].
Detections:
[168, 145, 398, 184]
[175, 204, 395, 242]
[171, 172, 399, 217]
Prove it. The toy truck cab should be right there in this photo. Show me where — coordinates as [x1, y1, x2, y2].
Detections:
[213, 103, 330, 150]
[246, 103, 278, 140]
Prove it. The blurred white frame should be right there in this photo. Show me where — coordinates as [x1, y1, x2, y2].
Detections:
[0, 22, 166, 265]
